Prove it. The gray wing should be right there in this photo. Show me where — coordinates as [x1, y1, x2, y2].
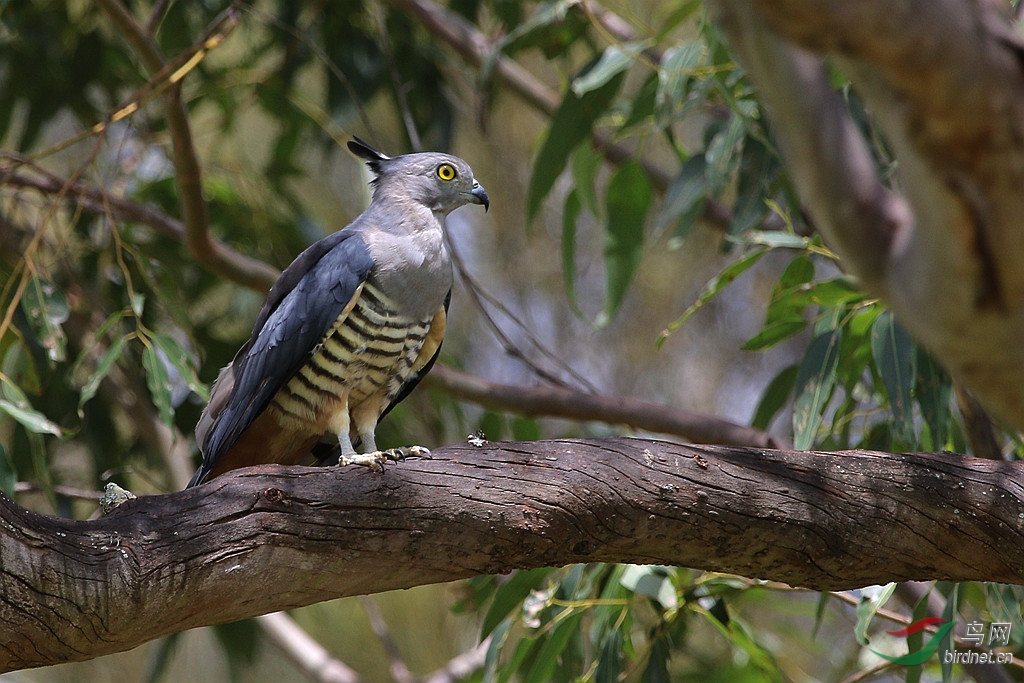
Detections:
[190, 228, 375, 486]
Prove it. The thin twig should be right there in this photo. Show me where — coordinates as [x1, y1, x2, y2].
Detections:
[422, 637, 491, 683]
[447, 236, 598, 392]
[13, 483, 102, 502]
[358, 596, 416, 683]
[258, 612, 363, 683]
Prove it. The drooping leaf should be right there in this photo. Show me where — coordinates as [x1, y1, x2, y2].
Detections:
[655, 154, 709, 238]
[570, 142, 603, 218]
[481, 567, 554, 638]
[871, 311, 915, 443]
[643, 635, 672, 683]
[152, 333, 209, 401]
[658, 247, 767, 347]
[752, 364, 798, 431]
[854, 582, 897, 645]
[572, 41, 646, 97]
[561, 189, 582, 312]
[792, 330, 841, 450]
[742, 321, 808, 351]
[656, 41, 703, 121]
[142, 344, 174, 427]
[620, 565, 677, 611]
[0, 381, 62, 437]
[600, 160, 651, 323]
[915, 347, 953, 450]
[20, 276, 69, 363]
[0, 442, 15, 496]
[525, 611, 583, 683]
[77, 336, 128, 415]
[527, 62, 625, 220]
[594, 629, 623, 683]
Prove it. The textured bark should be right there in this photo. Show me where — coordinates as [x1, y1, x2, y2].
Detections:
[3, 437, 1024, 672]
[710, 0, 1024, 430]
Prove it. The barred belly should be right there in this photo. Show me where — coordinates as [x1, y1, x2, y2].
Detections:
[269, 282, 430, 427]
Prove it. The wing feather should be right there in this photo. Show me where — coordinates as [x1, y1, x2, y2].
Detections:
[189, 229, 375, 486]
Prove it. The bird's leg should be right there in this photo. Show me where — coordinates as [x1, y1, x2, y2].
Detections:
[337, 430, 388, 471]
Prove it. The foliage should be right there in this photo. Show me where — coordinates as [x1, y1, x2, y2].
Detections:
[1, 1, 1021, 682]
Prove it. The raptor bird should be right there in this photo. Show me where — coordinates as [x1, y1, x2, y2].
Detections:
[187, 138, 488, 488]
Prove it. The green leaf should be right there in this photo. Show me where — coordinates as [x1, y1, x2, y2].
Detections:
[705, 113, 746, 189]
[600, 160, 651, 323]
[20, 276, 69, 362]
[643, 635, 671, 683]
[656, 155, 709, 237]
[871, 311, 915, 443]
[525, 612, 583, 683]
[152, 333, 210, 401]
[940, 585, 960, 682]
[499, 629, 540, 683]
[571, 41, 646, 96]
[656, 41, 703, 120]
[904, 584, 931, 683]
[142, 344, 174, 427]
[481, 568, 554, 638]
[752, 364, 798, 431]
[594, 629, 623, 683]
[561, 189, 582, 312]
[570, 142, 602, 218]
[620, 565, 677, 610]
[482, 618, 512, 683]
[658, 248, 767, 346]
[0, 442, 15, 496]
[792, 330, 841, 450]
[0, 381, 62, 437]
[915, 347, 952, 449]
[741, 321, 808, 351]
[527, 63, 625, 220]
[854, 582, 896, 645]
[78, 337, 128, 414]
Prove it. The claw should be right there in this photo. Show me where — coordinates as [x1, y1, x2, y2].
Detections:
[337, 445, 432, 472]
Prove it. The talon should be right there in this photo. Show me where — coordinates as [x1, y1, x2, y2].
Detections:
[338, 453, 388, 472]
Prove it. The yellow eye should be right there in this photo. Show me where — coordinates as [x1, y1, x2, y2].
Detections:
[437, 163, 456, 181]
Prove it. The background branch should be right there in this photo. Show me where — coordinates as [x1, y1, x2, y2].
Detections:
[3, 438, 1022, 672]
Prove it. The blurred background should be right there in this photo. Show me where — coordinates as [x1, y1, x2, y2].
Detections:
[1, 1, 1019, 681]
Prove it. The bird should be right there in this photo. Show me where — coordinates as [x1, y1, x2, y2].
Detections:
[186, 138, 489, 488]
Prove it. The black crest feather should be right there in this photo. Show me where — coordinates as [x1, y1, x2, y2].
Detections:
[347, 137, 389, 175]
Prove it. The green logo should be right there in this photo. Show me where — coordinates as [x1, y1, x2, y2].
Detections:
[872, 617, 953, 666]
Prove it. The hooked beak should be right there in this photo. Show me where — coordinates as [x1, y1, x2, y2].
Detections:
[464, 182, 490, 212]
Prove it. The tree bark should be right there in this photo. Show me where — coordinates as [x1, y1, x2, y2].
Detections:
[3, 437, 1023, 672]
[710, 0, 1024, 431]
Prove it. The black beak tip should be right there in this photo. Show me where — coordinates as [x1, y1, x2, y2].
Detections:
[471, 184, 490, 212]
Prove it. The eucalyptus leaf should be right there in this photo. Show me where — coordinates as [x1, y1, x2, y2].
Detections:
[871, 311, 915, 443]
[527, 63, 625, 220]
[600, 161, 651, 323]
[792, 330, 841, 450]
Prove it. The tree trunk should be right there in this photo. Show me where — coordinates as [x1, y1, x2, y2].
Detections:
[3, 437, 1023, 672]
[710, 0, 1024, 430]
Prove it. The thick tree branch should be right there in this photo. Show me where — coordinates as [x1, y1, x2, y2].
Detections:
[711, 0, 1024, 431]
[3, 438, 1023, 672]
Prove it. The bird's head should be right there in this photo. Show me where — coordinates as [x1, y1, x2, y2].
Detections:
[348, 137, 489, 215]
